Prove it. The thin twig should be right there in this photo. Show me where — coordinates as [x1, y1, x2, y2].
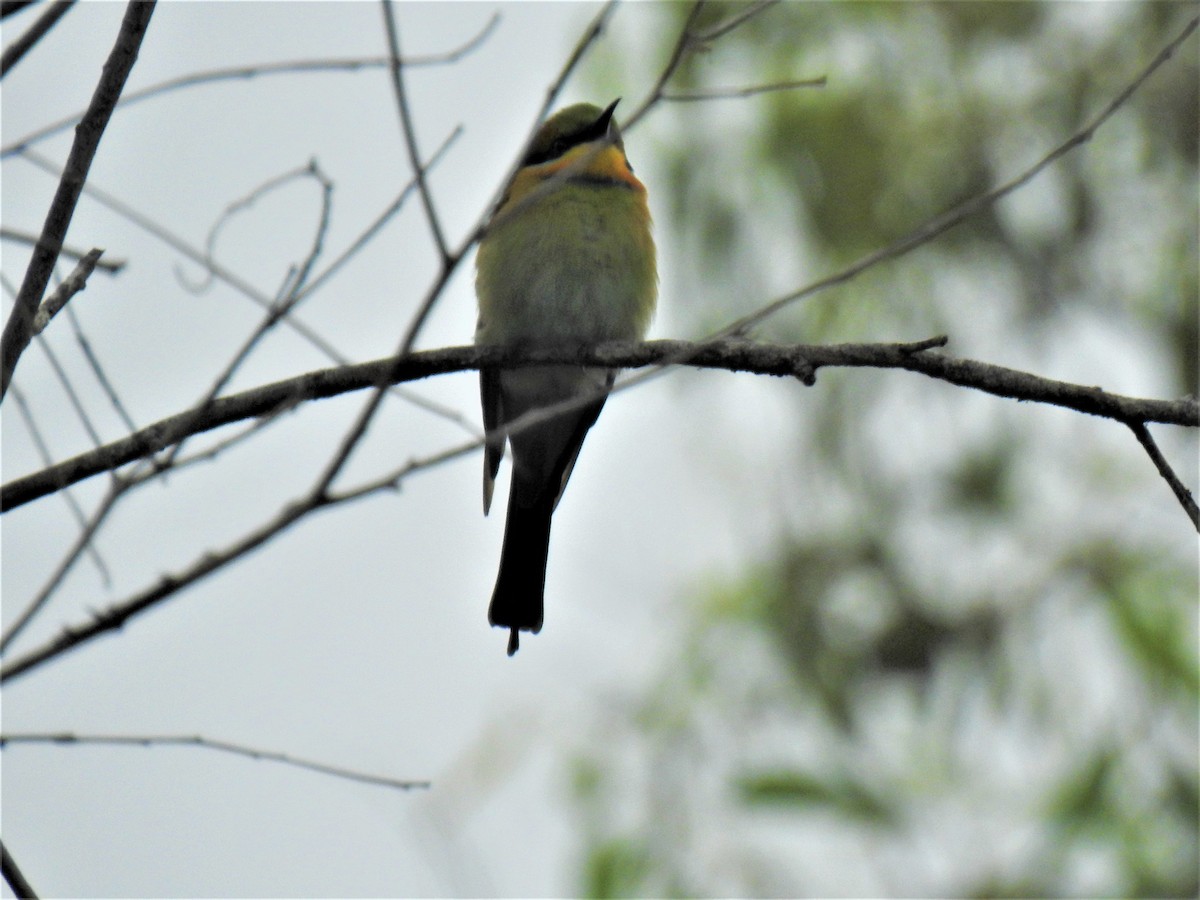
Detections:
[724, 12, 1200, 338]
[4, 334, 1196, 681]
[25, 333, 115, 584]
[16, 140, 471, 431]
[7, 386, 110, 584]
[0, 839, 39, 900]
[159, 161, 333, 470]
[0, 12, 499, 158]
[380, 0, 449, 265]
[0, 419, 490, 683]
[691, 0, 777, 42]
[1, 1, 39, 20]
[32, 333, 103, 447]
[1, 394, 301, 654]
[180, 163, 319, 294]
[473, 0, 619, 239]
[622, 0, 709, 132]
[15, 148, 353, 368]
[0, 0, 73, 77]
[0, 0, 155, 400]
[662, 77, 827, 102]
[1, 228, 125, 271]
[67, 305, 138, 433]
[1127, 421, 1199, 531]
[4, 338, 1196, 513]
[3, 164, 335, 652]
[0, 479, 122, 653]
[0, 732, 431, 791]
[296, 126, 462, 304]
[32, 248, 103, 334]
[0, 447, 419, 682]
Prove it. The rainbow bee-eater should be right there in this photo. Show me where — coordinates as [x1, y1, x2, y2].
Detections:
[475, 99, 657, 656]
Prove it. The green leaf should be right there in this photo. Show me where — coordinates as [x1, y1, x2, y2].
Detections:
[582, 837, 652, 900]
[737, 769, 895, 824]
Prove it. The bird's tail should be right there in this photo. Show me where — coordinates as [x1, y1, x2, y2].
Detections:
[488, 488, 554, 656]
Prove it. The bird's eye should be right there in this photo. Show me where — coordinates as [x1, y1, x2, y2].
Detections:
[550, 138, 568, 158]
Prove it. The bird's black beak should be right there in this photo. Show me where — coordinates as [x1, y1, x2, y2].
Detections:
[597, 98, 621, 138]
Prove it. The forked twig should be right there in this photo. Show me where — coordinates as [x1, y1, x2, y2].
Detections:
[0, 1, 155, 400]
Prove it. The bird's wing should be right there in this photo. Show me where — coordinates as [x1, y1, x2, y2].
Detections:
[480, 366, 505, 515]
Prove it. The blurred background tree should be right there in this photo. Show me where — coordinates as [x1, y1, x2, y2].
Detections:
[571, 3, 1198, 896]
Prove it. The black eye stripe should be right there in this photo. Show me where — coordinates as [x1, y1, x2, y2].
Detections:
[521, 116, 617, 167]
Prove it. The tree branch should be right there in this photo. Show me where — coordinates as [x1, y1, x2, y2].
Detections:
[380, 0, 448, 266]
[1127, 421, 1199, 530]
[0, 0, 73, 78]
[0, 839, 38, 900]
[15, 130, 469, 428]
[0, 13, 498, 158]
[0, 429, 481, 682]
[661, 77, 827, 102]
[0, 0, 155, 400]
[4, 338, 1195, 513]
[1, 2, 39, 20]
[0, 732, 430, 791]
[0, 228, 126, 272]
[720, 12, 1200, 338]
[31, 247, 104, 335]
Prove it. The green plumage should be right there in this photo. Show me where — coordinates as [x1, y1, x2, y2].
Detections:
[475, 101, 657, 655]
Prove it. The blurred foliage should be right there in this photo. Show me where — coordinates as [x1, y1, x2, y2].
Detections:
[573, 3, 1198, 897]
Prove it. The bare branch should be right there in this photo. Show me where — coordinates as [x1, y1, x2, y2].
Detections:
[164, 161, 333, 461]
[0, 498, 309, 681]
[0, 478, 121, 653]
[1, 228, 126, 272]
[16, 148, 356, 371]
[1128, 421, 1199, 531]
[1, 2, 39, 20]
[0, 0, 155, 400]
[662, 77, 827, 102]
[24, 333, 115, 583]
[0, 0, 73, 77]
[31, 248, 104, 334]
[4, 338, 1196, 513]
[31, 332, 103, 447]
[1, 397, 301, 654]
[297, 125, 462, 304]
[690, 0, 777, 42]
[0, 11, 499, 158]
[0, 839, 39, 900]
[7, 386, 110, 582]
[380, 0, 449, 264]
[3, 334, 1194, 681]
[2, 162, 336, 651]
[0, 419, 489, 683]
[474, 0, 620, 237]
[0, 441, 412, 681]
[622, 0, 709, 132]
[16, 132, 471, 430]
[722, 12, 1200, 337]
[0, 732, 431, 791]
[179, 163, 320, 294]
[66, 305, 138, 433]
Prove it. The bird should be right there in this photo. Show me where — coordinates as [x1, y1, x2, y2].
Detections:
[475, 99, 657, 656]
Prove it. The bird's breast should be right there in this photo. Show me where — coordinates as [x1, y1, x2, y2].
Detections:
[476, 179, 657, 346]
